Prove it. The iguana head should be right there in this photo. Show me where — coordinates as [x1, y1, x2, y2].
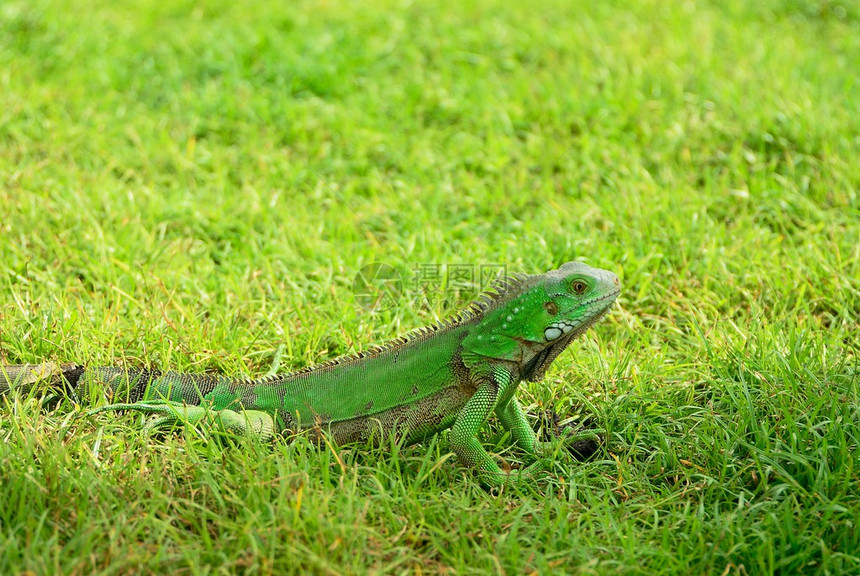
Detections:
[519, 261, 621, 381]
[461, 262, 621, 381]
[539, 261, 621, 342]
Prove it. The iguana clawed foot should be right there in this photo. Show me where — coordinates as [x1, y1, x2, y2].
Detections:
[532, 427, 604, 461]
[481, 428, 604, 489]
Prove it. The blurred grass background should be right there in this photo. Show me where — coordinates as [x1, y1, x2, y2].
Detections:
[1, 0, 858, 573]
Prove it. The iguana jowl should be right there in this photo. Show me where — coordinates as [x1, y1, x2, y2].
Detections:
[1, 262, 620, 485]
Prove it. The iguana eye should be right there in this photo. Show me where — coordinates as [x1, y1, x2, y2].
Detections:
[571, 280, 588, 295]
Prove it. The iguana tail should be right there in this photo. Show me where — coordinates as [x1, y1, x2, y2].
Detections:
[0, 363, 85, 397]
[0, 363, 235, 405]
[1, 363, 276, 439]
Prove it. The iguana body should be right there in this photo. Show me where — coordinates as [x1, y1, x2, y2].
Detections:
[1, 262, 620, 485]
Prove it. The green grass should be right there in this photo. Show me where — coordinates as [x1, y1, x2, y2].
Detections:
[1, 0, 858, 573]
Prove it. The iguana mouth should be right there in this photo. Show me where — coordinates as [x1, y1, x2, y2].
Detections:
[579, 288, 622, 310]
[557, 288, 620, 335]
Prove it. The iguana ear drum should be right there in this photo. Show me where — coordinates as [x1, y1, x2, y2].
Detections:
[544, 321, 573, 342]
[544, 326, 563, 341]
[544, 302, 558, 315]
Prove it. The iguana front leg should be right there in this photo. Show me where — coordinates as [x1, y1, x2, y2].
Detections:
[497, 395, 602, 466]
[449, 366, 519, 486]
[496, 396, 541, 456]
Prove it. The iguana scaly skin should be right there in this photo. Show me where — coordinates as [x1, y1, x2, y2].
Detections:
[1, 262, 620, 486]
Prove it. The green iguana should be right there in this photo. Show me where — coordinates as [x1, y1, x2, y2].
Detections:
[1, 262, 620, 486]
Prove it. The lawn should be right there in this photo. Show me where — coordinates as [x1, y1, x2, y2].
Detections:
[1, 0, 858, 573]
